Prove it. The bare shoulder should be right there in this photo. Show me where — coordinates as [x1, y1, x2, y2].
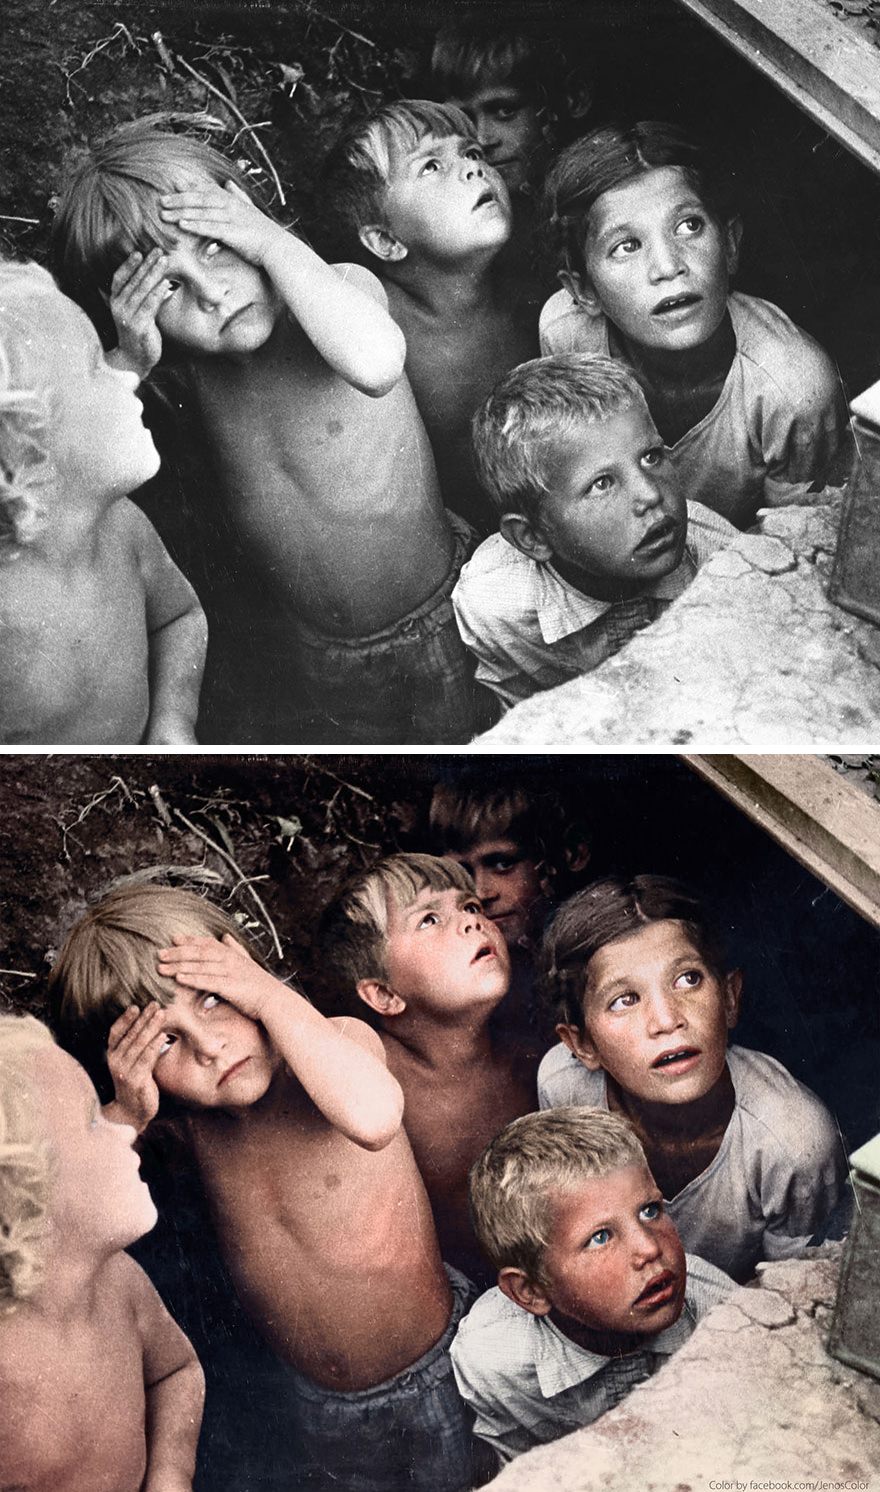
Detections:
[331, 261, 388, 307]
[328, 1014, 387, 1059]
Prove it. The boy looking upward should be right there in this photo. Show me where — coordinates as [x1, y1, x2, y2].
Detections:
[537, 876, 846, 1281]
[453, 352, 737, 709]
[0, 1013, 204, 1492]
[320, 854, 537, 1286]
[0, 262, 206, 745]
[450, 1107, 734, 1465]
[52, 121, 478, 745]
[324, 100, 539, 534]
[49, 884, 477, 1492]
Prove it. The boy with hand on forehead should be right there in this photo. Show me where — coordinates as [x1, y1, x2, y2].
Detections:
[52, 120, 478, 745]
[49, 883, 478, 1492]
[453, 352, 737, 709]
[319, 854, 537, 1288]
[537, 875, 845, 1282]
[325, 100, 539, 535]
[0, 1013, 204, 1492]
[450, 1107, 734, 1466]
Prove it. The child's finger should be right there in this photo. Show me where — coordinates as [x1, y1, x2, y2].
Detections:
[221, 934, 252, 961]
[107, 1004, 141, 1047]
[110, 1003, 164, 1058]
[112, 246, 164, 299]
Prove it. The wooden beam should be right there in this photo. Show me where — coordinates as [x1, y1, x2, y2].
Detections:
[675, 0, 880, 176]
[683, 754, 880, 927]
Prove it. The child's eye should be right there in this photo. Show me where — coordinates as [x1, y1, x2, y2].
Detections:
[163, 278, 181, 294]
[642, 447, 665, 469]
[157, 1033, 176, 1058]
[676, 215, 705, 237]
[419, 158, 441, 175]
[488, 856, 518, 873]
[587, 473, 614, 496]
[586, 1228, 611, 1248]
[608, 237, 639, 260]
[674, 969, 702, 989]
[607, 991, 637, 1013]
[418, 912, 440, 928]
[201, 994, 222, 1011]
[639, 1200, 662, 1221]
[463, 900, 483, 915]
[464, 145, 485, 161]
[202, 240, 223, 260]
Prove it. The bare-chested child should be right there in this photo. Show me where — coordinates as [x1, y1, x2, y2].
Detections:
[0, 1012, 204, 1492]
[51, 121, 479, 745]
[319, 854, 538, 1287]
[48, 884, 478, 1492]
[0, 263, 207, 745]
[324, 101, 539, 534]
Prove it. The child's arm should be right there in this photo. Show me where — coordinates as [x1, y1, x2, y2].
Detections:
[107, 247, 175, 381]
[104, 1003, 167, 1132]
[125, 503, 208, 744]
[127, 1257, 205, 1492]
[157, 934, 404, 1149]
[159, 180, 406, 396]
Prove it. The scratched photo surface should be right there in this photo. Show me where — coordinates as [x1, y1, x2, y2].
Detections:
[4, 0, 880, 746]
[0, 752, 878, 1489]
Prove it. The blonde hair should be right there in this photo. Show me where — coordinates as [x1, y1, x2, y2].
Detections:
[49, 881, 257, 1045]
[0, 1014, 55, 1310]
[320, 852, 476, 996]
[0, 262, 58, 553]
[469, 1107, 646, 1286]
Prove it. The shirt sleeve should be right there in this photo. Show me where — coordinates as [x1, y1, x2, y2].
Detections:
[450, 1333, 535, 1464]
[756, 339, 849, 507]
[758, 1096, 848, 1260]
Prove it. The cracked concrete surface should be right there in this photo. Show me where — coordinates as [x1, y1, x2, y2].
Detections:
[487, 1251, 880, 1490]
[479, 498, 880, 746]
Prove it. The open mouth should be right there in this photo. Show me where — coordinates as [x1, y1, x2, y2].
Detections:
[634, 1270, 678, 1308]
[652, 292, 701, 317]
[651, 1046, 700, 1071]
[473, 189, 497, 210]
[636, 517, 680, 555]
[471, 942, 497, 964]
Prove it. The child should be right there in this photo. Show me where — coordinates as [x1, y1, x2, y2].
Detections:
[49, 883, 477, 1492]
[537, 875, 846, 1282]
[324, 99, 539, 535]
[0, 1012, 204, 1491]
[453, 352, 737, 709]
[52, 120, 478, 745]
[450, 1107, 734, 1465]
[0, 262, 207, 744]
[541, 121, 849, 530]
[319, 853, 537, 1287]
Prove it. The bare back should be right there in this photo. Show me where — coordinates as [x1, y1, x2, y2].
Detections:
[187, 1067, 452, 1391]
[0, 503, 151, 744]
[0, 1255, 149, 1492]
[190, 296, 454, 639]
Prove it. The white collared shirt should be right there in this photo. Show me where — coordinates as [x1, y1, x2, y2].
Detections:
[450, 1254, 734, 1463]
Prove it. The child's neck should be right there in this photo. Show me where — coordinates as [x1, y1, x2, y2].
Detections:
[606, 1063, 736, 1198]
[387, 1006, 497, 1071]
[388, 252, 499, 318]
[548, 1307, 654, 1360]
[609, 311, 737, 446]
[550, 555, 653, 606]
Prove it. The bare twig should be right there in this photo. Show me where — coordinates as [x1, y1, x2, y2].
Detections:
[149, 784, 174, 827]
[173, 809, 283, 959]
[305, 760, 375, 803]
[152, 32, 286, 206]
[0, 215, 40, 225]
[0, 969, 37, 979]
[55, 776, 138, 859]
[306, 5, 376, 48]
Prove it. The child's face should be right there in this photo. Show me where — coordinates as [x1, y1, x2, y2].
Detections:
[444, 82, 545, 196]
[27, 291, 160, 501]
[152, 986, 280, 1113]
[382, 885, 510, 1013]
[382, 133, 511, 262]
[579, 166, 738, 354]
[441, 838, 547, 948]
[563, 919, 739, 1105]
[39, 1045, 157, 1249]
[527, 403, 686, 596]
[537, 1162, 686, 1346]
[153, 226, 281, 356]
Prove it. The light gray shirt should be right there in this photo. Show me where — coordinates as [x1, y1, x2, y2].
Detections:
[537, 1043, 846, 1281]
[450, 1254, 734, 1463]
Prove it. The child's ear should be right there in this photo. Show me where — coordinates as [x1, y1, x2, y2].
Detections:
[499, 511, 554, 564]
[723, 216, 743, 277]
[498, 1267, 552, 1316]
[565, 840, 591, 876]
[356, 978, 407, 1018]
[556, 1020, 603, 1070]
[557, 267, 602, 316]
[723, 968, 742, 1030]
[358, 225, 408, 264]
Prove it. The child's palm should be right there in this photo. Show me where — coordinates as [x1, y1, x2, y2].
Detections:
[107, 1004, 165, 1130]
[159, 181, 279, 268]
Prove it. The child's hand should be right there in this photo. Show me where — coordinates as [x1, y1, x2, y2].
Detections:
[159, 180, 284, 271]
[106, 1003, 166, 1131]
[157, 933, 280, 1024]
[109, 248, 172, 380]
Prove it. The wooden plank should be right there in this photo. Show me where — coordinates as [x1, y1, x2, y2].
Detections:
[675, 0, 880, 176]
[683, 754, 880, 927]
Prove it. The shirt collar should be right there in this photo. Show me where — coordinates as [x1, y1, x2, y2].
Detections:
[534, 552, 697, 647]
[534, 1303, 695, 1400]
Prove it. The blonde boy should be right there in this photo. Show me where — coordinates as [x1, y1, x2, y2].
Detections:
[52, 121, 478, 744]
[49, 883, 476, 1492]
[0, 1012, 204, 1492]
[325, 100, 538, 534]
[450, 1107, 734, 1465]
[320, 853, 537, 1286]
[0, 263, 206, 744]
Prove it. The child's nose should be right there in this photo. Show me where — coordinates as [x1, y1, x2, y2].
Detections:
[194, 270, 228, 312]
[632, 471, 664, 515]
[646, 989, 684, 1033]
[647, 235, 685, 282]
[193, 1031, 225, 1063]
[631, 1222, 663, 1267]
[463, 156, 485, 180]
